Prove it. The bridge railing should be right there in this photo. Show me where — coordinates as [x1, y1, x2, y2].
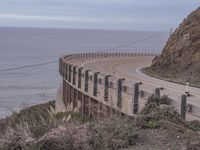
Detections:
[59, 52, 200, 120]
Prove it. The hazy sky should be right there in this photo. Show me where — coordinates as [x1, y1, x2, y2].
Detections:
[0, 0, 199, 31]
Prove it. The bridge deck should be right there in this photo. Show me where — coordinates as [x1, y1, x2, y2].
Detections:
[57, 53, 200, 121]
[82, 57, 200, 105]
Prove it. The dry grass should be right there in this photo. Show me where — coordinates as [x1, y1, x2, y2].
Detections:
[0, 101, 138, 150]
[0, 96, 200, 150]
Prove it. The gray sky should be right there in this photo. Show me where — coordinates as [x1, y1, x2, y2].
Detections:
[0, 0, 199, 31]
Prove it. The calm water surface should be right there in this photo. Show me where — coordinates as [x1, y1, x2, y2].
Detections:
[0, 27, 168, 118]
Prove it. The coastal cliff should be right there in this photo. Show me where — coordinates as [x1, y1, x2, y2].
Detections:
[148, 7, 200, 85]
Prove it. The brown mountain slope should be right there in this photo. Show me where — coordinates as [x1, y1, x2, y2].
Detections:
[147, 7, 200, 85]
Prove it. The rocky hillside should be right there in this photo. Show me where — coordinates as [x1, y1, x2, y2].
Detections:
[148, 7, 200, 85]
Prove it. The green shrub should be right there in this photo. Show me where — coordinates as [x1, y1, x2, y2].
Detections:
[141, 94, 170, 114]
[160, 95, 170, 105]
[88, 116, 138, 150]
[53, 111, 89, 123]
[186, 120, 200, 132]
[145, 120, 160, 129]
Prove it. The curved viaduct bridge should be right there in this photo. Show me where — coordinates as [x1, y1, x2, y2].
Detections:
[56, 53, 200, 121]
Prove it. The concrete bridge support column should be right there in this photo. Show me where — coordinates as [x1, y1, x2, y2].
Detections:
[63, 79, 67, 107]
[65, 81, 70, 107]
[88, 97, 92, 118]
[65, 63, 68, 80]
[181, 95, 187, 120]
[93, 72, 100, 96]
[90, 98, 98, 118]
[69, 85, 73, 105]
[62, 61, 65, 77]
[81, 93, 84, 116]
[104, 75, 111, 101]
[78, 67, 83, 89]
[85, 70, 90, 92]
[82, 95, 91, 117]
[133, 83, 139, 114]
[72, 78, 78, 107]
[77, 91, 81, 112]
[72, 88, 77, 109]
[117, 78, 124, 108]
[59, 58, 62, 75]
[68, 64, 72, 83]
[60, 59, 63, 77]
[72, 66, 77, 86]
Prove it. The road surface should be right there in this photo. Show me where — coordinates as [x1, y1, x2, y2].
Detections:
[79, 57, 200, 118]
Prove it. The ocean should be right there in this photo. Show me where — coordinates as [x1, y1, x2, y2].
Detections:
[0, 27, 168, 118]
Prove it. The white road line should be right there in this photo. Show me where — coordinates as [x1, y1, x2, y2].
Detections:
[136, 66, 200, 98]
[135, 65, 181, 90]
[75, 58, 200, 98]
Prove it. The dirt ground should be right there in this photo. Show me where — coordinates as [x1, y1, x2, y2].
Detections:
[128, 128, 200, 150]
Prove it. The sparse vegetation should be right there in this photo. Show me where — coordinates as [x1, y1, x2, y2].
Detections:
[146, 7, 200, 87]
[145, 120, 160, 129]
[185, 120, 200, 132]
[0, 97, 200, 150]
[88, 117, 138, 149]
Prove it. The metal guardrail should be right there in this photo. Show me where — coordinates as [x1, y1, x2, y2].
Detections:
[59, 52, 200, 120]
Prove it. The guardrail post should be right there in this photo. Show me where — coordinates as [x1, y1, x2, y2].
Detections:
[155, 88, 160, 98]
[85, 70, 90, 92]
[104, 75, 111, 101]
[88, 53, 90, 59]
[93, 72, 100, 96]
[72, 66, 77, 85]
[181, 95, 187, 120]
[133, 83, 139, 114]
[117, 78, 124, 108]
[68, 64, 72, 83]
[78, 67, 83, 89]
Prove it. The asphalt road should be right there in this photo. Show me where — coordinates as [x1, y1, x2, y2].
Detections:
[79, 57, 200, 120]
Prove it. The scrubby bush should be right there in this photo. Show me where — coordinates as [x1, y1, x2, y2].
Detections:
[141, 94, 171, 115]
[145, 120, 160, 129]
[1, 95, 200, 149]
[88, 116, 138, 150]
[186, 120, 200, 132]
[0, 101, 139, 150]
[137, 94, 182, 129]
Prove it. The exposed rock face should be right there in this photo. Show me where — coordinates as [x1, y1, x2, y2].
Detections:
[150, 7, 200, 84]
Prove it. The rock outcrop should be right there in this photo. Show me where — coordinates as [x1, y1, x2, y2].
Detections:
[149, 7, 200, 84]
